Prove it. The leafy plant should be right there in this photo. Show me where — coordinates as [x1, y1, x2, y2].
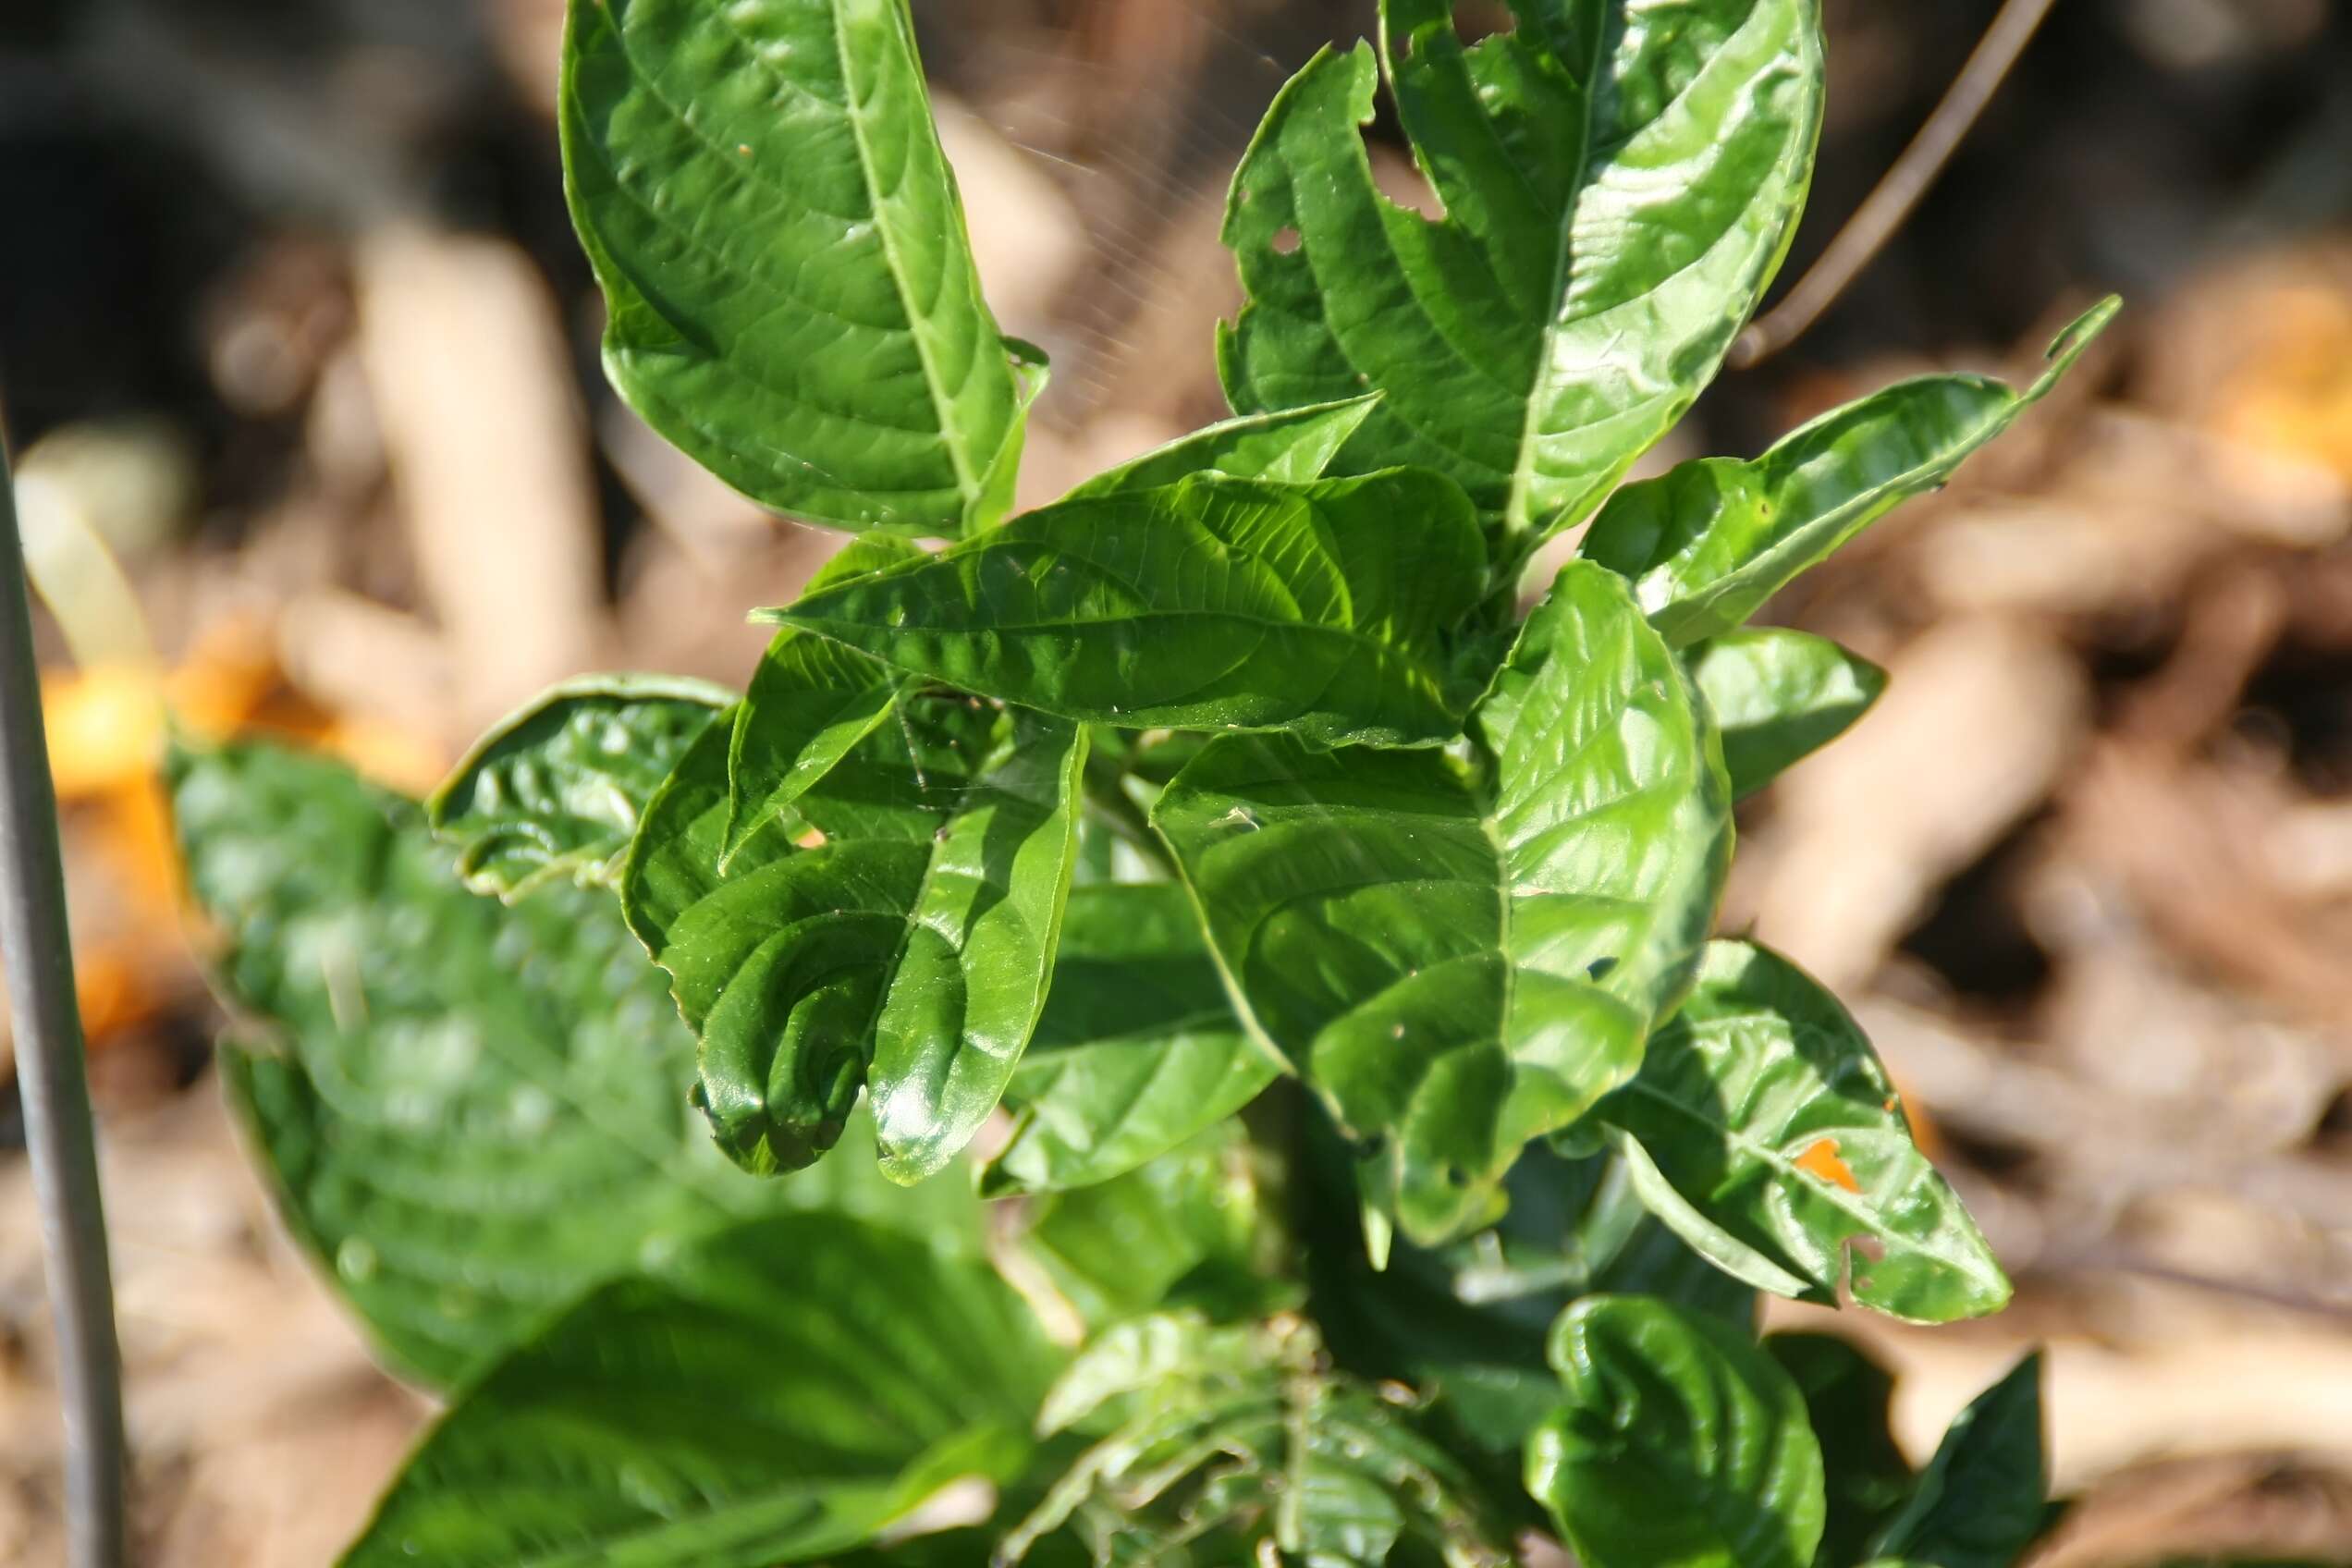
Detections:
[172, 0, 2114, 1562]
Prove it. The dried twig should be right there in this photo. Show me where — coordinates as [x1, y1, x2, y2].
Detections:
[1733, 0, 2063, 367]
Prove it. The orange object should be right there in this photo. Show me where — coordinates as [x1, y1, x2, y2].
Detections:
[1794, 1136, 1864, 1194]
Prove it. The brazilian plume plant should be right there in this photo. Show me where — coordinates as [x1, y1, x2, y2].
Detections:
[170, 1, 2113, 1562]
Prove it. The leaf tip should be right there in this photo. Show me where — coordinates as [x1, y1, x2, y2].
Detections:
[2040, 295, 2123, 383]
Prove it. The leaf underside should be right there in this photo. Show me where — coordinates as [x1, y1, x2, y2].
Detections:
[175, 741, 971, 1390]
[339, 1214, 1060, 1568]
[1688, 629, 1885, 799]
[427, 674, 732, 900]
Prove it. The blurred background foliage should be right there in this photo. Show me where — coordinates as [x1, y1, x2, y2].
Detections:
[5, 0, 2352, 1562]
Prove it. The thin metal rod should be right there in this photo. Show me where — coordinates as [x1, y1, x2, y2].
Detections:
[1733, 0, 2063, 368]
[0, 427, 129, 1567]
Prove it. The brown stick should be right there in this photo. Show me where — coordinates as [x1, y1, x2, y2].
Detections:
[1733, 0, 2064, 368]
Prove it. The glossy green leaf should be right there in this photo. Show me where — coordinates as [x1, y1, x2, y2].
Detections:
[1767, 1334, 1913, 1567]
[1690, 630, 1886, 799]
[722, 537, 925, 862]
[1155, 559, 1732, 1242]
[1018, 1120, 1290, 1329]
[562, 0, 1030, 535]
[1067, 395, 1384, 500]
[427, 675, 731, 899]
[172, 741, 971, 1390]
[982, 884, 1281, 1196]
[1006, 1313, 1513, 1566]
[1595, 940, 2011, 1321]
[1582, 299, 2119, 644]
[624, 688, 1084, 1182]
[1222, 0, 1824, 545]
[1302, 1118, 1749, 1476]
[763, 467, 1491, 750]
[1527, 1295, 1826, 1568]
[340, 1213, 1060, 1567]
[1869, 1354, 2047, 1568]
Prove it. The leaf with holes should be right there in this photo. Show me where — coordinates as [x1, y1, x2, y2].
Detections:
[1528, 1294, 1826, 1568]
[338, 1213, 1060, 1567]
[1222, 0, 1825, 547]
[173, 741, 972, 1389]
[763, 467, 1492, 750]
[1594, 940, 2011, 1322]
[624, 685, 1084, 1183]
[562, 0, 1035, 535]
[1690, 630, 1885, 798]
[981, 884, 1281, 1197]
[1582, 299, 2118, 645]
[427, 674, 732, 900]
[1154, 560, 1732, 1243]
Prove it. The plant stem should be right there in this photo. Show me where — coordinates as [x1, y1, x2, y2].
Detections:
[1082, 750, 1176, 877]
[0, 426, 129, 1568]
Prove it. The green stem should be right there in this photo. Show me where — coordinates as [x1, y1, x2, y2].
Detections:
[0, 423, 129, 1568]
[1082, 749, 1175, 877]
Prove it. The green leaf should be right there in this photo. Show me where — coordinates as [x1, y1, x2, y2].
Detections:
[1690, 630, 1885, 799]
[1869, 1354, 2047, 1568]
[1595, 940, 2011, 1321]
[1302, 1120, 1747, 1476]
[1005, 1313, 1513, 1567]
[1766, 1334, 1913, 1567]
[561, 0, 1030, 536]
[1221, 0, 1825, 545]
[1018, 1120, 1291, 1329]
[763, 467, 1492, 750]
[1154, 559, 1731, 1243]
[722, 536, 927, 862]
[623, 689, 1085, 1182]
[1581, 299, 2120, 645]
[339, 1213, 1061, 1568]
[982, 884, 1282, 1196]
[1527, 1295, 1826, 1568]
[1065, 395, 1383, 500]
[172, 741, 969, 1390]
[427, 675, 732, 900]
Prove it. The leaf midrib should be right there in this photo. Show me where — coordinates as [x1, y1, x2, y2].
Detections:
[1615, 1072, 2002, 1290]
[822, 0, 985, 511]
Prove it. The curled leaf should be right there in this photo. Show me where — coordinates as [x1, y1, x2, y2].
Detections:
[1528, 1295, 1826, 1568]
[428, 674, 731, 900]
